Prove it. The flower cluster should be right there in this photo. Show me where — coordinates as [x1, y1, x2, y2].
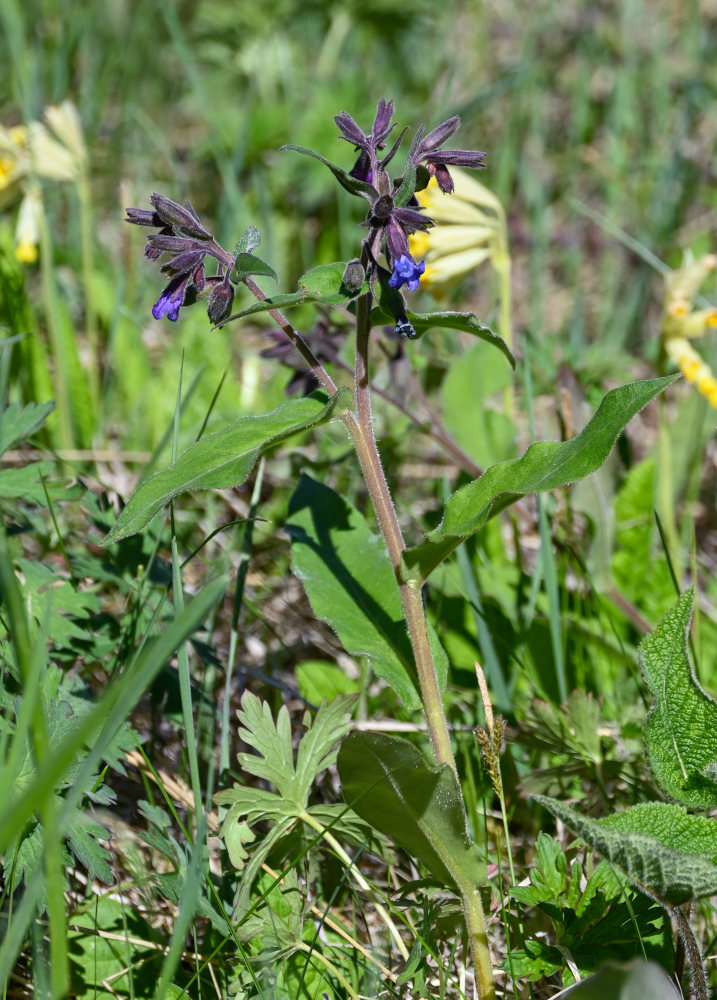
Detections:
[0, 100, 86, 263]
[334, 99, 485, 295]
[125, 194, 236, 325]
[661, 253, 717, 408]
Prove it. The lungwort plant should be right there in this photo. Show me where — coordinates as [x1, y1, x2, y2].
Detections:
[110, 99, 678, 997]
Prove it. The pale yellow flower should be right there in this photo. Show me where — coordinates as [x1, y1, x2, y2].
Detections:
[408, 168, 505, 287]
[0, 100, 85, 263]
[661, 253, 717, 408]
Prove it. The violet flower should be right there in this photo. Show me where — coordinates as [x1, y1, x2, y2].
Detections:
[389, 254, 425, 291]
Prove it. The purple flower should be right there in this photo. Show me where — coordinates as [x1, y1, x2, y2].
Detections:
[412, 116, 486, 194]
[389, 254, 425, 292]
[152, 274, 188, 322]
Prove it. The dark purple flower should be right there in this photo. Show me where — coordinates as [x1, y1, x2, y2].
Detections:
[412, 115, 486, 193]
[152, 274, 189, 322]
[388, 254, 425, 292]
[207, 276, 235, 325]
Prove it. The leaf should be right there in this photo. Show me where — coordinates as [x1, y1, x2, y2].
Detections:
[338, 731, 486, 891]
[0, 400, 55, 455]
[286, 474, 449, 708]
[393, 154, 416, 207]
[640, 589, 717, 810]
[0, 462, 82, 504]
[66, 815, 113, 884]
[103, 390, 350, 543]
[232, 251, 277, 283]
[402, 375, 678, 582]
[232, 224, 261, 256]
[534, 796, 717, 904]
[280, 143, 378, 200]
[298, 261, 369, 304]
[296, 660, 359, 703]
[561, 960, 681, 999]
[367, 305, 515, 366]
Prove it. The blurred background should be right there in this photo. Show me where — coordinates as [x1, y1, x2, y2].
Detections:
[2, 0, 716, 449]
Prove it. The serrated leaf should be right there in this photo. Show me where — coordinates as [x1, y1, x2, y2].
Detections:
[232, 252, 277, 283]
[103, 390, 350, 543]
[0, 462, 81, 504]
[0, 400, 55, 455]
[338, 731, 486, 891]
[280, 143, 378, 200]
[402, 375, 678, 582]
[67, 815, 113, 884]
[640, 589, 717, 809]
[286, 474, 449, 708]
[535, 796, 717, 904]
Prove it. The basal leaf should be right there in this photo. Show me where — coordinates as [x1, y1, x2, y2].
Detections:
[640, 589, 717, 810]
[104, 390, 350, 543]
[402, 375, 678, 582]
[338, 731, 486, 891]
[561, 960, 681, 999]
[286, 474, 449, 708]
[0, 400, 55, 455]
[535, 796, 717, 904]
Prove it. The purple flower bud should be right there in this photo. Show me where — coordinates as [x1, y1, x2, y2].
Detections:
[125, 207, 163, 227]
[388, 254, 425, 292]
[334, 111, 369, 149]
[192, 263, 206, 293]
[385, 217, 410, 262]
[393, 206, 431, 233]
[160, 249, 206, 276]
[207, 278, 235, 325]
[418, 116, 461, 153]
[341, 258, 365, 294]
[146, 234, 202, 253]
[372, 98, 395, 144]
[150, 193, 211, 239]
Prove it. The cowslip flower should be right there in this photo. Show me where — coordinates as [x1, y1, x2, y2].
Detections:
[0, 101, 86, 263]
[409, 168, 506, 288]
[661, 252, 717, 407]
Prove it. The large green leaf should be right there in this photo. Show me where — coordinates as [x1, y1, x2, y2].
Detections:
[640, 589, 717, 810]
[535, 796, 717, 904]
[286, 474, 448, 709]
[338, 731, 486, 890]
[562, 961, 681, 999]
[104, 390, 350, 543]
[367, 305, 514, 366]
[402, 375, 678, 582]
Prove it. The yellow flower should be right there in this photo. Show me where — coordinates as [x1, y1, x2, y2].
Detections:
[661, 253, 717, 407]
[0, 100, 85, 263]
[408, 168, 506, 288]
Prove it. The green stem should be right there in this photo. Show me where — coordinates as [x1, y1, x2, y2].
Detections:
[345, 280, 495, 999]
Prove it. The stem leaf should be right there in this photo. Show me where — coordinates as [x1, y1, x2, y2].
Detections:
[338, 730, 486, 890]
[280, 144, 378, 200]
[403, 375, 678, 581]
[103, 391, 351, 544]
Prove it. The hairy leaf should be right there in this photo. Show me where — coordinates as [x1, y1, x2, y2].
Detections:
[286, 474, 449, 708]
[280, 143, 378, 200]
[104, 390, 350, 543]
[338, 731, 486, 890]
[535, 796, 717, 904]
[402, 376, 677, 581]
[640, 589, 717, 809]
[232, 251, 278, 283]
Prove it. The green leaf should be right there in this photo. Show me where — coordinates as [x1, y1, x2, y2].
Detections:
[66, 815, 113, 885]
[338, 731, 486, 890]
[367, 305, 514, 366]
[534, 796, 717, 904]
[232, 224, 261, 256]
[393, 155, 416, 207]
[232, 251, 277, 283]
[640, 589, 717, 810]
[280, 143, 378, 200]
[561, 960, 681, 999]
[225, 263, 369, 324]
[286, 474, 449, 708]
[296, 660, 359, 703]
[103, 390, 350, 543]
[0, 400, 55, 455]
[403, 375, 678, 582]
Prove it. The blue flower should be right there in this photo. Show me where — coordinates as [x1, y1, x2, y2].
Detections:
[388, 254, 425, 291]
[152, 274, 187, 322]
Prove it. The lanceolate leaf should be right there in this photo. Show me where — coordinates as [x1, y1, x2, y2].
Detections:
[338, 731, 486, 890]
[286, 475, 449, 708]
[534, 796, 717, 904]
[640, 589, 717, 810]
[223, 263, 369, 325]
[280, 144, 378, 200]
[0, 400, 55, 456]
[232, 251, 278, 283]
[402, 375, 678, 582]
[367, 306, 514, 366]
[103, 390, 351, 543]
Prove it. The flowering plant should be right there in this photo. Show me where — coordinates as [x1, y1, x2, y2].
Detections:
[114, 99, 678, 999]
